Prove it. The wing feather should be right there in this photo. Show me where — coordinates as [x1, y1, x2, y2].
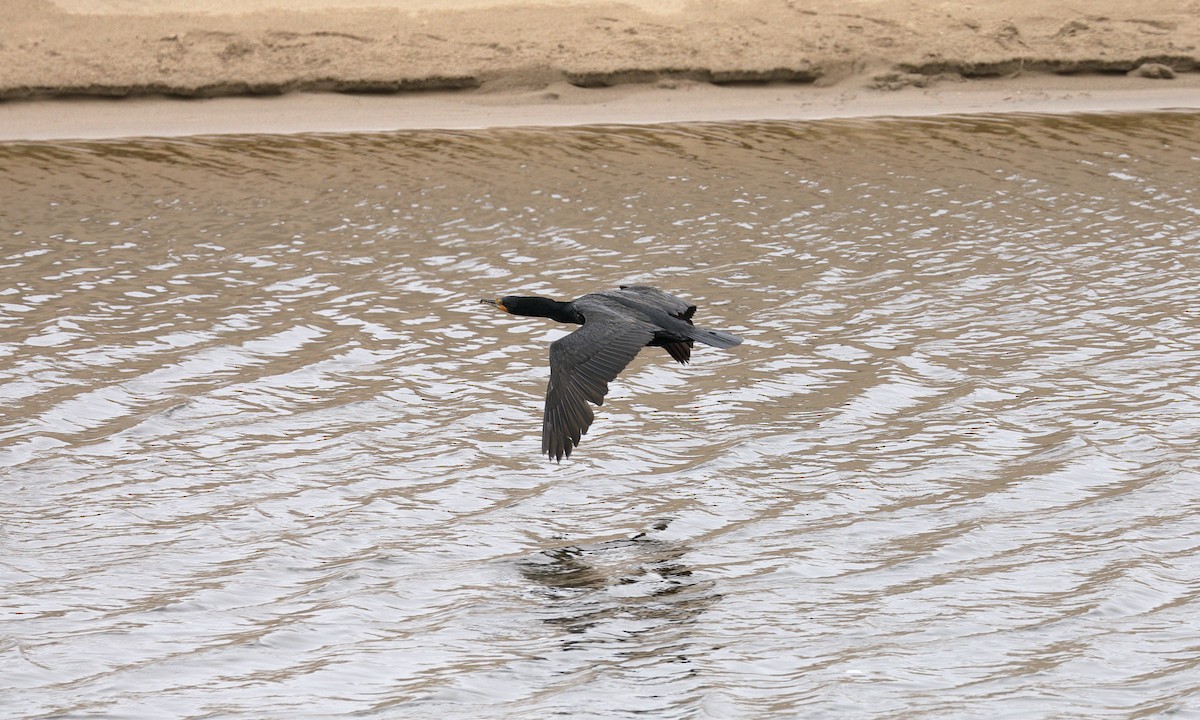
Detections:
[616, 285, 695, 320]
[542, 310, 653, 462]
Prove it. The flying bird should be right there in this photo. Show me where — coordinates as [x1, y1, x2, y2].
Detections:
[480, 285, 743, 461]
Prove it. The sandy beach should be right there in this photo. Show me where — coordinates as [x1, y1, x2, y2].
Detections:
[2, 0, 1200, 139]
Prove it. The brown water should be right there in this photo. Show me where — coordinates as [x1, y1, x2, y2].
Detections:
[2, 112, 1199, 719]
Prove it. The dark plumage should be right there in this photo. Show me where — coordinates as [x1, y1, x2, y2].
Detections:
[480, 285, 743, 462]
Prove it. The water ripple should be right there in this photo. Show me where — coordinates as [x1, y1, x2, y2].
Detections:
[2, 111, 1200, 718]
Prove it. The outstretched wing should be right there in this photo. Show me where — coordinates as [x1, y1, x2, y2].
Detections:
[543, 312, 653, 462]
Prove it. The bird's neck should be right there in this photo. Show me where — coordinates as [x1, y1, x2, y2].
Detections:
[512, 297, 580, 324]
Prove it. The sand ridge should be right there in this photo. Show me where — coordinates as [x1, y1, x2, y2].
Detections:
[4, 0, 1199, 100]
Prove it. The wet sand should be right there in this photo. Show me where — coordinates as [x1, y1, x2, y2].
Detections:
[2, 0, 1200, 139]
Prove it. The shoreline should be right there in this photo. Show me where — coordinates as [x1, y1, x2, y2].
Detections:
[3, 0, 1199, 141]
[3, 74, 1200, 142]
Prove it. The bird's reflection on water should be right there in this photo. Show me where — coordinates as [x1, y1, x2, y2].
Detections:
[518, 521, 718, 642]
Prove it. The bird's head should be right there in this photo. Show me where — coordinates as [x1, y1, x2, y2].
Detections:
[480, 296, 551, 316]
[479, 296, 513, 313]
[479, 295, 575, 323]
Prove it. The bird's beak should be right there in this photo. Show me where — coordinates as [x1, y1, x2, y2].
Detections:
[479, 298, 508, 313]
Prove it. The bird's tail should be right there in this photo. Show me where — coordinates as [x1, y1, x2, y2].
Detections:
[688, 326, 744, 349]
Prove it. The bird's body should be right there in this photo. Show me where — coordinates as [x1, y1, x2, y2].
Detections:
[480, 285, 743, 461]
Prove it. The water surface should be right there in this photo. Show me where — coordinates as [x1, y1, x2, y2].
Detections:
[2, 112, 1199, 718]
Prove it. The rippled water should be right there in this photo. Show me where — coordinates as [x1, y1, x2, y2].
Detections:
[3, 112, 1200, 718]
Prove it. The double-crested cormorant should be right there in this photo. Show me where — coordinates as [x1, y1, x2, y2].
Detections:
[480, 285, 743, 462]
